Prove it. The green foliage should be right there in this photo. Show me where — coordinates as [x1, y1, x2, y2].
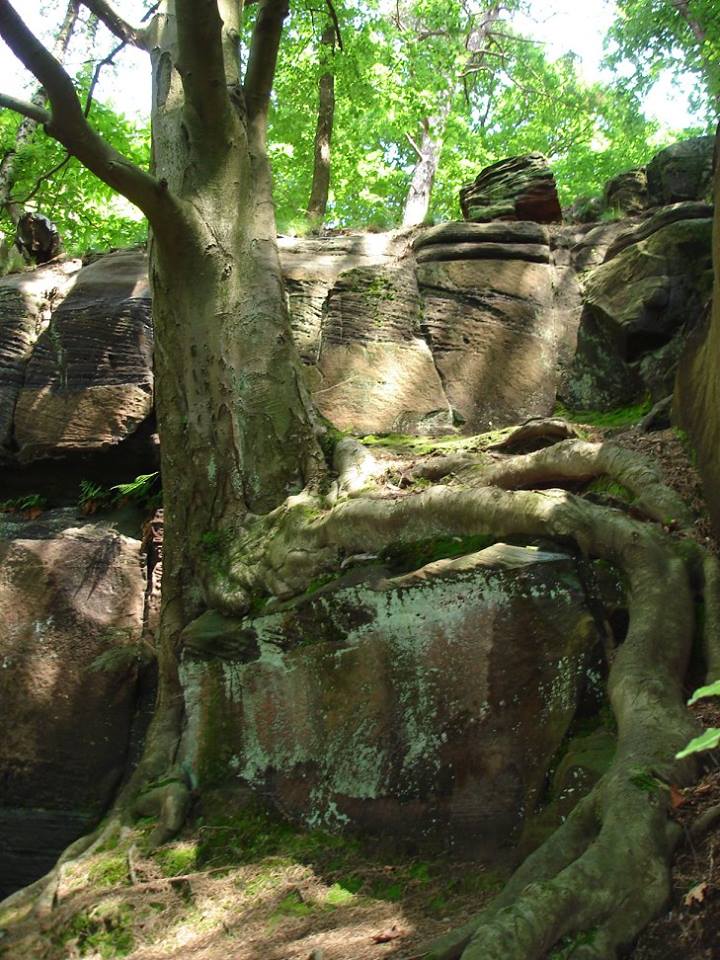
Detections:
[111, 472, 160, 509]
[677, 727, 720, 759]
[606, 0, 720, 121]
[0, 493, 48, 514]
[688, 680, 720, 705]
[585, 477, 635, 504]
[0, 69, 149, 254]
[676, 680, 720, 759]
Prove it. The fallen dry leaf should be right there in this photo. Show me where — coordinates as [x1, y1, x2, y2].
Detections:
[684, 881, 709, 907]
[670, 784, 687, 809]
[371, 926, 405, 944]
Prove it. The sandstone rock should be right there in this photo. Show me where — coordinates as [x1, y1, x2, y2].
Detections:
[603, 201, 713, 263]
[13, 250, 153, 462]
[647, 135, 715, 205]
[603, 167, 649, 215]
[312, 263, 451, 434]
[0, 260, 81, 452]
[180, 544, 599, 856]
[563, 217, 713, 409]
[459, 154, 562, 224]
[0, 512, 147, 897]
[417, 258, 557, 431]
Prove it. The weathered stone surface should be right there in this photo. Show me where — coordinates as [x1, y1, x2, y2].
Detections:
[647, 135, 715, 206]
[180, 545, 598, 855]
[413, 221, 550, 250]
[563, 217, 713, 409]
[13, 250, 152, 462]
[0, 512, 146, 897]
[603, 201, 713, 263]
[417, 258, 557, 431]
[312, 263, 451, 434]
[0, 260, 80, 452]
[603, 167, 649, 215]
[460, 154, 562, 224]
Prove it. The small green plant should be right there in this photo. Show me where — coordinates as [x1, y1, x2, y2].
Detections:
[112, 471, 160, 509]
[79, 479, 114, 514]
[0, 493, 48, 517]
[676, 680, 720, 759]
[61, 903, 134, 958]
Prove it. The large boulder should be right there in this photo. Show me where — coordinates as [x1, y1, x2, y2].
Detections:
[0, 512, 148, 897]
[603, 167, 649, 215]
[562, 215, 713, 410]
[12, 250, 153, 463]
[180, 544, 600, 856]
[416, 241, 557, 432]
[0, 260, 81, 452]
[459, 154, 562, 224]
[647, 135, 715, 205]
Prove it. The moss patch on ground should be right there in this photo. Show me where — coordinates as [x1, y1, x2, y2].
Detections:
[555, 398, 652, 429]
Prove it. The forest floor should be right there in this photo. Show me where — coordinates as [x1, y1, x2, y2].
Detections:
[2, 419, 720, 960]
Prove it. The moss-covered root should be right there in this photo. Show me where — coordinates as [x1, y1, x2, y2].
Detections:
[702, 551, 720, 682]
[417, 534, 697, 960]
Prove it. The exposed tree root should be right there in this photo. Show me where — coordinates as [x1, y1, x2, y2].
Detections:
[2, 433, 713, 959]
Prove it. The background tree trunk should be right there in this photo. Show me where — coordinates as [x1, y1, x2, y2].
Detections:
[306, 24, 336, 223]
[402, 105, 450, 226]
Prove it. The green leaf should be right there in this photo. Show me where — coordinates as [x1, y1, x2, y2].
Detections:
[688, 680, 720, 705]
[676, 728, 720, 760]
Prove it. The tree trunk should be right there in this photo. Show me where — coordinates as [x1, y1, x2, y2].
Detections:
[138, 5, 325, 787]
[306, 25, 335, 223]
[402, 108, 449, 226]
[674, 121, 720, 540]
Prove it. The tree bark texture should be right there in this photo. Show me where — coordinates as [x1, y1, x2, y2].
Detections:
[306, 25, 335, 223]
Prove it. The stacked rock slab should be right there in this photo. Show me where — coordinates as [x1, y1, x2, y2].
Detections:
[459, 153, 563, 224]
[0, 512, 147, 897]
[180, 544, 599, 855]
[12, 249, 153, 463]
[413, 223, 558, 431]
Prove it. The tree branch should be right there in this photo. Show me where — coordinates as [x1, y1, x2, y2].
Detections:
[0, 92, 50, 124]
[323, 0, 343, 51]
[175, 0, 233, 141]
[0, 0, 169, 224]
[81, 0, 149, 49]
[244, 0, 289, 123]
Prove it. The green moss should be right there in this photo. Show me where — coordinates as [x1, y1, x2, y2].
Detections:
[381, 533, 496, 573]
[196, 801, 359, 870]
[554, 398, 652, 428]
[273, 890, 314, 919]
[60, 904, 134, 958]
[152, 841, 198, 877]
[305, 572, 342, 595]
[550, 930, 598, 958]
[324, 882, 356, 907]
[585, 477, 635, 503]
[360, 428, 512, 456]
[87, 855, 128, 888]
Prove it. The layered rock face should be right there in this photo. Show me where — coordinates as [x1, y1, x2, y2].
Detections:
[459, 153, 563, 224]
[0, 512, 150, 897]
[1, 138, 713, 459]
[180, 544, 599, 854]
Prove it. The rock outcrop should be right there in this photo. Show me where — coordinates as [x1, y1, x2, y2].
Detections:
[646, 135, 715, 206]
[459, 153, 562, 224]
[180, 544, 600, 853]
[0, 512, 150, 897]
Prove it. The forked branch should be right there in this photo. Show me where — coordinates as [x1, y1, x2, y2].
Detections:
[81, 0, 150, 49]
[0, 0, 170, 223]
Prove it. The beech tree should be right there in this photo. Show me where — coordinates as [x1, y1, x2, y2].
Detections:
[1, 3, 720, 959]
